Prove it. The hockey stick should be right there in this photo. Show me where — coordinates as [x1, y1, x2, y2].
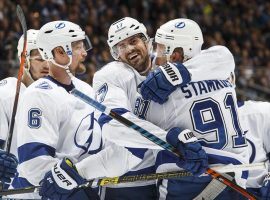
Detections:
[0, 170, 192, 196]
[5, 5, 27, 153]
[0, 162, 264, 196]
[70, 88, 258, 200]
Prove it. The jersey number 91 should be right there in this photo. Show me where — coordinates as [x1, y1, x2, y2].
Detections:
[190, 93, 247, 149]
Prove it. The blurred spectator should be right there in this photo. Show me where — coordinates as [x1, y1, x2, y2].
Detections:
[0, 0, 269, 100]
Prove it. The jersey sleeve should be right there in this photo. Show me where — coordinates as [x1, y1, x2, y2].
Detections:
[185, 45, 235, 81]
[260, 102, 270, 154]
[93, 70, 168, 150]
[0, 99, 8, 148]
[76, 141, 143, 179]
[16, 90, 61, 185]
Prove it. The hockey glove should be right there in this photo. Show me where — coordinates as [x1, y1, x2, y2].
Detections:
[166, 127, 208, 176]
[140, 62, 191, 104]
[0, 150, 18, 183]
[39, 158, 99, 200]
[260, 172, 270, 200]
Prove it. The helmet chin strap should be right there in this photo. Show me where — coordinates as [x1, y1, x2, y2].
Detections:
[50, 55, 73, 78]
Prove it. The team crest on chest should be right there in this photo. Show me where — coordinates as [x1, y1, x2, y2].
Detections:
[74, 112, 102, 157]
[36, 81, 52, 89]
[0, 79, 7, 86]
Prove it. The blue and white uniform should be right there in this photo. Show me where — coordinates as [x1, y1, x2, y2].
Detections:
[93, 45, 248, 199]
[149, 46, 249, 199]
[93, 46, 247, 200]
[238, 100, 270, 195]
[0, 77, 26, 191]
[11, 76, 141, 199]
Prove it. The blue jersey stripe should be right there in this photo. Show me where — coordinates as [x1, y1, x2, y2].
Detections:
[18, 142, 56, 163]
[12, 173, 33, 188]
[98, 108, 129, 128]
[125, 147, 148, 159]
[155, 150, 178, 170]
[208, 153, 243, 165]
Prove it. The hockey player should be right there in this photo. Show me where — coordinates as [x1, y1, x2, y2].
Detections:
[139, 18, 250, 199]
[13, 21, 152, 200]
[11, 21, 101, 199]
[0, 29, 49, 188]
[94, 19, 247, 199]
[92, 17, 215, 200]
[237, 101, 270, 200]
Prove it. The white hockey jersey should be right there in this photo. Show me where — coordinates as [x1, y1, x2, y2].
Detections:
[238, 100, 270, 188]
[93, 46, 249, 188]
[11, 76, 141, 199]
[147, 48, 249, 165]
[0, 77, 26, 154]
[94, 45, 248, 163]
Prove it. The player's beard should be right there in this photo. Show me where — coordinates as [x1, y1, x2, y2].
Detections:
[125, 50, 150, 75]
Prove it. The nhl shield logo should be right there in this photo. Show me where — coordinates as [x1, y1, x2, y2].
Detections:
[175, 22, 185, 29]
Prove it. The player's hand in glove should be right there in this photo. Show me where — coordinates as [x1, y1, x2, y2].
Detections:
[0, 150, 18, 183]
[39, 158, 99, 200]
[139, 62, 191, 104]
[260, 172, 270, 200]
[166, 127, 208, 176]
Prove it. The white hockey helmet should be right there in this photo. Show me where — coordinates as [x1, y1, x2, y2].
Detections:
[107, 17, 149, 60]
[155, 18, 203, 60]
[37, 21, 91, 69]
[17, 29, 39, 80]
[17, 29, 39, 63]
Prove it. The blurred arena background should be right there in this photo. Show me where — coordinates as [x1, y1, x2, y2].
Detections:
[0, 0, 269, 100]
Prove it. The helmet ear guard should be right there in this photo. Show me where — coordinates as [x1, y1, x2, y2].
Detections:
[155, 18, 203, 61]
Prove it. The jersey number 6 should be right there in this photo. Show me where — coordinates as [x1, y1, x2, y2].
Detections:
[28, 108, 42, 129]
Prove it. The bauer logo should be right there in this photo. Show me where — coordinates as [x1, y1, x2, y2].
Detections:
[55, 22, 65, 29]
[175, 22, 185, 29]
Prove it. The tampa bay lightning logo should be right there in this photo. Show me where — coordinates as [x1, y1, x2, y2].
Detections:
[55, 22, 65, 29]
[74, 112, 102, 157]
[116, 22, 123, 29]
[35, 81, 52, 89]
[175, 22, 185, 29]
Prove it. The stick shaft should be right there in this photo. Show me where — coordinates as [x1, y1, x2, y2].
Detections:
[0, 171, 192, 196]
[5, 5, 27, 153]
[1, 162, 263, 196]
